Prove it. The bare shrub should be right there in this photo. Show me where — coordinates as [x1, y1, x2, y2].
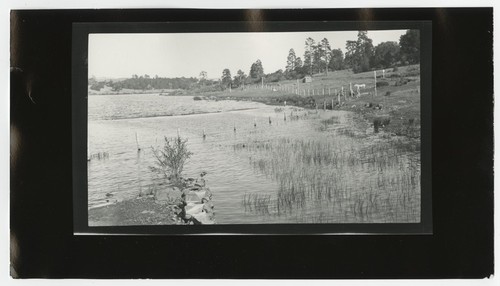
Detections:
[150, 136, 193, 183]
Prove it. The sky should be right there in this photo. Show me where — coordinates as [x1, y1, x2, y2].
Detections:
[88, 29, 407, 79]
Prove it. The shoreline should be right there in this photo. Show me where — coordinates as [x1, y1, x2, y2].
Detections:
[89, 176, 216, 226]
[88, 196, 176, 226]
[212, 93, 420, 139]
[89, 65, 421, 139]
[89, 106, 265, 122]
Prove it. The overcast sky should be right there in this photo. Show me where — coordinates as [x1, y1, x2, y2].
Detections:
[89, 30, 407, 79]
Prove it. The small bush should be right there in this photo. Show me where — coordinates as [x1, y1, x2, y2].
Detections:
[384, 91, 391, 96]
[403, 70, 420, 77]
[150, 136, 193, 183]
[392, 66, 399, 72]
[376, 81, 389, 88]
[193, 96, 202, 101]
[90, 81, 105, 91]
[373, 117, 391, 133]
[395, 77, 410, 86]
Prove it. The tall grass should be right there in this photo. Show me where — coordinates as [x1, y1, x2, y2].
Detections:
[238, 131, 421, 223]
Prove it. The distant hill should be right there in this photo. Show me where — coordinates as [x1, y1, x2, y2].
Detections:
[91, 77, 128, 83]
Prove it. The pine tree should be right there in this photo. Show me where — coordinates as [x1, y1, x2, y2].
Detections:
[320, 38, 332, 75]
[221, 68, 232, 89]
[286, 49, 297, 72]
[304, 37, 316, 76]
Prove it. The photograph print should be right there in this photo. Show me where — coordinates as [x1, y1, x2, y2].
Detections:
[82, 23, 428, 231]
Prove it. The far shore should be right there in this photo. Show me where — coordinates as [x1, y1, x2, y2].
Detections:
[88, 88, 178, 96]
[90, 65, 421, 139]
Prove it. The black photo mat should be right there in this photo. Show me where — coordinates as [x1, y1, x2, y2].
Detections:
[10, 8, 493, 278]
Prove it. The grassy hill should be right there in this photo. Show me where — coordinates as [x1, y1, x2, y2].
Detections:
[199, 64, 421, 138]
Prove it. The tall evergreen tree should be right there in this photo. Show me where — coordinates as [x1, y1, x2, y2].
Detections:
[221, 68, 232, 89]
[320, 38, 332, 75]
[304, 37, 316, 76]
[346, 31, 374, 73]
[294, 57, 303, 69]
[344, 40, 357, 69]
[286, 49, 297, 72]
[312, 43, 323, 74]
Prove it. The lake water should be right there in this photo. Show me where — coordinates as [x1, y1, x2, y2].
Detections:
[88, 94, 420, 224]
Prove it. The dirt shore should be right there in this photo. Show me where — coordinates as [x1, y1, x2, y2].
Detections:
[88, 196, 177, 226]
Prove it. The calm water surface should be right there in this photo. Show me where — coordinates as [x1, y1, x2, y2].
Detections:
[88, 94, 420, 224]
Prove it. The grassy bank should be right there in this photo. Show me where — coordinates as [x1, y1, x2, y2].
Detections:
[195, 65, 421, 138]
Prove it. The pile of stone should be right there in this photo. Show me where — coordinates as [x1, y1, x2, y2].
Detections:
[154, 172, 216, 225]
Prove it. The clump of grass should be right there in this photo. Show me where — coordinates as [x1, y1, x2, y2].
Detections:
[393, 118, 420, 138]
[395, 77, 411, 86]
[139, 183, 158, 197]
[274, 107, 285, 112]
[321, 116, 341, 125]
[242, 193, 274, 215]
[88, 152, 109, 160]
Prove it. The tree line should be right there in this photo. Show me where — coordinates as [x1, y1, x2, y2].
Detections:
[89, 29, 419, 92]
[216, 29, 419, 90]
[89, 75, 200, 92]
